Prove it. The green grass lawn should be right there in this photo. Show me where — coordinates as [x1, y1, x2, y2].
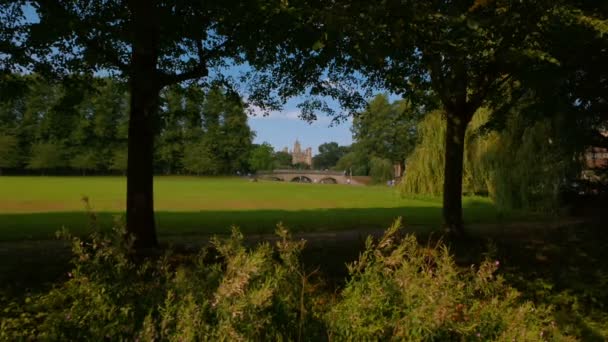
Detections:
[1, 176, 606, 339]
[0, 176, 531, 241]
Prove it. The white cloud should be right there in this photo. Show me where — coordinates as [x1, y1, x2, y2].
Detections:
[247, 107, 334, 124]
[247, 106, 299, 120]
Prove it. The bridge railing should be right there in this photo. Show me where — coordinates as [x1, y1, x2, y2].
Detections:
[257, 169, 346, 176]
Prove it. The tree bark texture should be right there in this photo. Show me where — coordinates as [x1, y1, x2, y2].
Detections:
[126, 0, 160, 249]
[442, 110, 472, 236]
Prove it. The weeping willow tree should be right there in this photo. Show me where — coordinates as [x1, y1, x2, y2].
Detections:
[400, 109, 496, 196]
[400, 110, 446, 195]
[483, 114, 575, 212]
[401, 109, 575, 212]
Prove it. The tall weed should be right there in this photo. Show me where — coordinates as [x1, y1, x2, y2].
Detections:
[0, 214, 570, 341]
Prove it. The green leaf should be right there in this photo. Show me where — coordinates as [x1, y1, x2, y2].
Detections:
[312, 40, 325, 51]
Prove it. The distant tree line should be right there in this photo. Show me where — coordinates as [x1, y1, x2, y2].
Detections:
[0, 76, 254, 175]
[313, 94, 421, 183]
[267, 94, 422, 184]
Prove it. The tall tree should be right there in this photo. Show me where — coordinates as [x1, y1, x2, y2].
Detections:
[27, 141, 65, 173]
[352, 94, 420, 174]
[253, 0, 606, 235]
[0, 134, 19, 174]
[203, 88, 254, 174]
[70, 150, 101, 176]
[248, 143, 275, 172]
[182, 140, 221, 175]
[335, 143, 371, 176]
[3, 1, 283, 248]
[156, 87, 189, 175]
[274, 151, 292, 169]
[331, 1, 566, 235]
[312, 142, 349, 170]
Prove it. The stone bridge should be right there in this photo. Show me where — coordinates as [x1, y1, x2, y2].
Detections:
[257, 170, 369, 185]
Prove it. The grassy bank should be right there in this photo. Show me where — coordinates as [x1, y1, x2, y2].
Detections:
[0, 176, 534, 241]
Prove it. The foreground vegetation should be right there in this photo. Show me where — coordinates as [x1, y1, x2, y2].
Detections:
[0, 176, 536, 241]
[0, 218, 575, 341]
[3, 218, 608, 340]
[0, 180, 605, 340]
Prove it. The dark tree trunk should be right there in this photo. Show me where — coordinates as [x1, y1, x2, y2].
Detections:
[442, 110, 472, 237]
[126, 0, 160, 249]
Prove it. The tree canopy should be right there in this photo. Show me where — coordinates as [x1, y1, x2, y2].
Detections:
[0, 77, 254, 176]
[1, 0, 295, 248]
[352, 94, 420, 172]
[2, 0, 606, 242]
[248, 143, 275, 172]
[252, 0, 608, 235]
[312, 142, 350, 170]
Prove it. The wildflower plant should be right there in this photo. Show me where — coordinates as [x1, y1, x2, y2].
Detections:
[327, 218, 567, 341]
[0, 209, 570, 341]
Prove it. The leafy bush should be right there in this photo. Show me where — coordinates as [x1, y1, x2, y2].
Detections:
[327, 218, 568, 341]
[0, 220, 325, 341]
[1, 216, 569, 341]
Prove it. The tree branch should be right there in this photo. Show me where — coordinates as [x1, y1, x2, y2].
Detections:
[159, 66, 209, 87]
[158, 39, 222, 87]
[468, 72, 511, 111]
[426, 55, 455, 112]
[82, 38, 129, 74]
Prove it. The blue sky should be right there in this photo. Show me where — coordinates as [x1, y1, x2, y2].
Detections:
[247, 100, 354, 154]
[212, 61, 358, 154]
[19, 5, 362, 155]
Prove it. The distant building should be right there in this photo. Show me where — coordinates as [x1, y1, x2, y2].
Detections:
[288, 140, 313, 166]
[585, 147, 608, 169]
[584, 129, 608, 169]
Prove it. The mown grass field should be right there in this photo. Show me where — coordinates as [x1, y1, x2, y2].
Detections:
[1, 177, 606, 339]
[0, 176, 533, 241]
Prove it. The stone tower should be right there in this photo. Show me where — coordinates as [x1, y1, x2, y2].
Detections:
[290, 140, 313, 166]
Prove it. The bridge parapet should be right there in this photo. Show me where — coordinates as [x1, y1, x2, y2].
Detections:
[256, 170, 369, 185]
[257, 169, 346, 176]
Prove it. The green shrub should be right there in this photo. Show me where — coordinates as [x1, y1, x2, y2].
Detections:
[0, 213, 168, 340]
[0, 216, 570, 341]
[0, 212, 325, 341]
[328, 218, 568, 341]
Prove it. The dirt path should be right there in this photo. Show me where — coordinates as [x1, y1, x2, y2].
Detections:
[0, 217, 588, 255]
[0, 218, 592, 296]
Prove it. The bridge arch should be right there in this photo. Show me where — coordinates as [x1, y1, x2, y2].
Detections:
[319, 177, 337, 184]
[265, 176, 284, 181]
[290, 176, 312, 183]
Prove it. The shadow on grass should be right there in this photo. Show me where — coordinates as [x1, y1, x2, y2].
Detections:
[453, 221, 608, 340]
[0, 203, 508, 298]
[0, 209, 605, 339]
[0, 201, 535, 242]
